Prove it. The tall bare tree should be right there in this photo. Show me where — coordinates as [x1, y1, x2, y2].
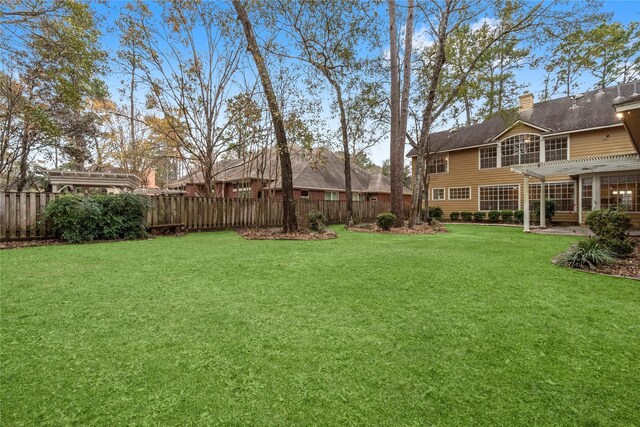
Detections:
[388, 0, 415, 226]
[232, 0, 298, 232]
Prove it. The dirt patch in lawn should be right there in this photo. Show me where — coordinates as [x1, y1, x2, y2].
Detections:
[238, 227, 338, 240]
[347, 222, 448, 235]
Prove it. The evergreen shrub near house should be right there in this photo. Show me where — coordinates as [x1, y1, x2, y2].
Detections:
[500, 210, 514, 223]
[44, 193, 148, 243]
[533, 199, 556, 222]
[376, 212, 396, 230]
[460, 211, 473, 222]
[473, 211, 485, 222]
[586, 208, 634, 257]
[449, 211, 460, 221]
[428, 206, 443, 221]
[555, 238, 616, 269]
[487, 210, 501, 223]
[307, 210, 327, 231]
[514, 210, 524, 224]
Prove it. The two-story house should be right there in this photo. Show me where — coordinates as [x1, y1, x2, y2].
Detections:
[408, 81, 640, 229]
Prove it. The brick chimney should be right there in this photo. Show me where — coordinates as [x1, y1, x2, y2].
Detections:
[518, 92, 534, 111]
[144, 168, 158, 188]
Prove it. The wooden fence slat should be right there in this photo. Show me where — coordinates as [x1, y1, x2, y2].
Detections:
[0, 192, 393, 241]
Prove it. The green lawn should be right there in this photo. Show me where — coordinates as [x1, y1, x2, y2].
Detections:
[1, 225, 638, 426]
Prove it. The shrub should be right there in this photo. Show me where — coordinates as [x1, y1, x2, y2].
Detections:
[532, 198, 556, 222]
[500, 210, 514, 223]
[514, 210, 524, 224]
[44, 194, 102, 242]
[600, 238, 635, 258]
[44, 193, 148, 243]
[308, 210, 327, 231]
[555, 238, 616, 269]
[450, 211, 460, 221]
[94, 193, 148, 240]
[473, 211, 485, 222]
[376, 212, 396, 230]
[586, 209, 632, 242]
[487, 210, 501, 223]
[460, 211, 473, 222]
[428, 206, 443, 221]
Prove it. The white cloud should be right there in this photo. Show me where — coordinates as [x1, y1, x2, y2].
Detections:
[471, 17, 500, 32]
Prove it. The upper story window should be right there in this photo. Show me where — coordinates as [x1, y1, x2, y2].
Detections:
[428, 154, 448, 174]
[545, 137, 568, 161]
[500, 134, 540, 166]
[479, 146, 497, 169]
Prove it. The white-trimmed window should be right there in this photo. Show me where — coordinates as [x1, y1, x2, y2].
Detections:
[352, 192, 363, 201]
[324, 191, 339, 201]
[479, 185, 519, 211]
[431, 188, 445, 201]
[479, 146, 497, 169]
[449, 187, 471, 200]
[601, 175, 640, 212]
[300, 189, 310, 199]
[500, 134, 540, 166]
[545, 137, 568, 161]
[529, 181, 575, 212]
[428, 154, 448, 174]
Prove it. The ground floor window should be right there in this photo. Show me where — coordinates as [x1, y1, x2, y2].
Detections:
[582, 178, 592, 211]
[352, 192, 363, 201]
[479, 185, 519, 211]
[324, 191, 339, 201]
[449, 187, 471, 200]
[300, 189, 310, 198]
[431, 188, 445, 201]
[601, 175, 640, 212]
[529, 181, 575, 212]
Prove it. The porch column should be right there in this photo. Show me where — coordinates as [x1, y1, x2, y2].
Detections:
[592, 175, 601, 211]
[523, 175, 530, 232]
[578, 175, 583, 224]
[540, 178, 546, 228]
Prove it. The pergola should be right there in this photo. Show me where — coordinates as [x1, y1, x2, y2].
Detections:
[511, 153, 640, 232]
[48, 171, 141, 193]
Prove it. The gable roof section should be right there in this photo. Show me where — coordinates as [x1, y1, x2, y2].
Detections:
[407, 82, 636, 157]
[169, 147, 411, 195]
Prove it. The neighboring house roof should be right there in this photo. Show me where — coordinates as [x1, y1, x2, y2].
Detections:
[406, 82, 638, 157]
[168, 147, 411, 195]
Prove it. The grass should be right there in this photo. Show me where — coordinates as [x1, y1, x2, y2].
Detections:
[1, 225, 639, 426]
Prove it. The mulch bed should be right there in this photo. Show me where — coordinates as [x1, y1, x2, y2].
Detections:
[588, 238, 640, 280]
[347, 222, 448, 235]
[238, 227, 338, 240]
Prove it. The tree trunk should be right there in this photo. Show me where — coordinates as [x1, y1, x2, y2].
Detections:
[233, 0, 297, 232]
[388, 0, 402, 226]
[409, 4, 451, 227]
[395, 0, 414, 226]
[327, 78, 353, 227]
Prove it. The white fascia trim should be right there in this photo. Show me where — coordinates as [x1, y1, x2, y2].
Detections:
[492, 120, 550, 141]
[615, 100, 640, 112]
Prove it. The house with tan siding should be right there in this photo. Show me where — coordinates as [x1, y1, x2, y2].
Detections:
[408, 81, 640, 229]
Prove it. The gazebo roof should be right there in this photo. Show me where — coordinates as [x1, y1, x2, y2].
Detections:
[510, 153, 640, 179]
[48, 171, 141, 189]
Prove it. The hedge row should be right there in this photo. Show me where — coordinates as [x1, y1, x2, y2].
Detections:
[448, 209, 525, 224]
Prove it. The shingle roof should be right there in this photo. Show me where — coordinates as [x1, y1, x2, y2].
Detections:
[406, 82, 638, 157]
[168, 147, 411, 195]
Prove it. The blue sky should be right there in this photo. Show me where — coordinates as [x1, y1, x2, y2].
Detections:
[93, 0, 640, 166]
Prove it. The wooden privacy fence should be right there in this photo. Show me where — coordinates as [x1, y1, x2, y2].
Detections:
[0, 192, 395, 241]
